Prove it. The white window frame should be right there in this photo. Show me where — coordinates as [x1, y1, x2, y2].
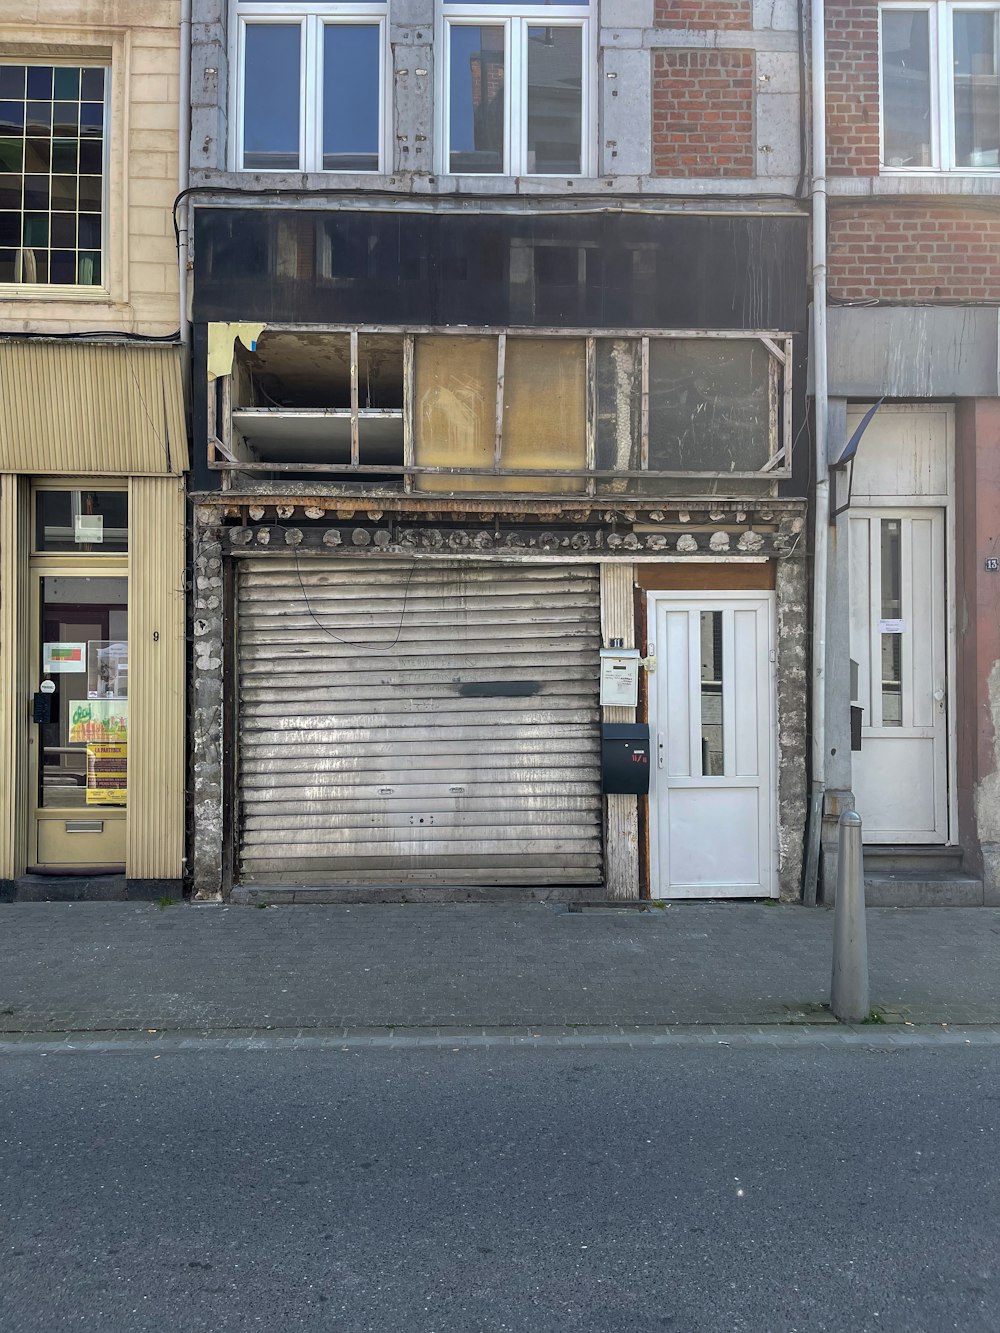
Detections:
[880, 0, 1000, 172]
[0, 57, 111, 297]
[437, 5, 594, 177]
[233, 3, 390, 174]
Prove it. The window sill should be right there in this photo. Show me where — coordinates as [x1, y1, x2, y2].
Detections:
[830, 174, 1000, 198]
[0, 284, 113, 303]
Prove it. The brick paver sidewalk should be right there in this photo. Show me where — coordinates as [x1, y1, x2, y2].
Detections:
[1, 901, 998, 1033]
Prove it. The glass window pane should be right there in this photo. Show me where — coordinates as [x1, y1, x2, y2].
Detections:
[80, 68, 105, 101]
[953, 10, 1000, 167]
[0, 173, 21, 206]
[53, 67, 80, 100]
[36, 490, 129, 553]
[0, 66, 26, 99]
[39, 575, 128, 810]
[323, 24, 380, 171]
[25, 101, 52, 135]
[881, 10, 932, 167]
[700, 611, 725, 777]
[880, 519, 903, 726]
[50, 250, 76, 284]
[527, 27, 582, 174]
[648, 339, 772, 472]
[0, 101, 24, 134]
[26, 66, 52, 100]
[243, 24, 301, 170]
[449, 26, 505, 174]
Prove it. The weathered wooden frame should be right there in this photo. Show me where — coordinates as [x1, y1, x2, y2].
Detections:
[209, 325, 796, 485]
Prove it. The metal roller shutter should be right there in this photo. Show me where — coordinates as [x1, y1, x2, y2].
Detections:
[236, 558, 603, 886]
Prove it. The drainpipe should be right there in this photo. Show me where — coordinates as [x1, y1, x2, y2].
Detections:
[178, 0, 192, 348]
[803, 0, 829, 906]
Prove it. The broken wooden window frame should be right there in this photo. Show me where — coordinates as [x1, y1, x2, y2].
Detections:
[209, 325, 795, 486]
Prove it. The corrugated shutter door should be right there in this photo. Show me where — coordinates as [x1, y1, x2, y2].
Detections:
[237, 558, 603, 885]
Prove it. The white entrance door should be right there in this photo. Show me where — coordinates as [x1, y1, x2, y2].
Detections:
[849, 509, 948, 843]
[648, 593, 776, 898]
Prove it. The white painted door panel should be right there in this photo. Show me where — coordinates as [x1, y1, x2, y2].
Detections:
[849, 509, 948, 843]
[649, 593, 776, 898]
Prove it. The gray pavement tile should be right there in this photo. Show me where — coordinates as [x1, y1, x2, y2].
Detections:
[0, 900, 997, 1033]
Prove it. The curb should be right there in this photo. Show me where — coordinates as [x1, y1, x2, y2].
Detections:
[2, 1023, 1000, 1055]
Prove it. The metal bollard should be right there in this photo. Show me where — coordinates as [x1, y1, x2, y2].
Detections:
[830, 809, 869, 1023]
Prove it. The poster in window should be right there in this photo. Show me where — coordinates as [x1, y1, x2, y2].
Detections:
[69, 700, 128, 744]
[43, 641, 86, 673]
[86, 743, 127, 806]
[87, 640, 128, 699]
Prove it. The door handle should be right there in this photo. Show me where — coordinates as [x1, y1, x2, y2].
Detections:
[657, 731, 665, 770]
[933, 688, 945, 710]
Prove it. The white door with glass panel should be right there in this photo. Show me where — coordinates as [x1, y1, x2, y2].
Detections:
[849, 510, 947, 843]
[648, 593, 776, 898]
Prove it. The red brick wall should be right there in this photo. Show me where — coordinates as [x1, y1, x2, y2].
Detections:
[652, 50, 755, 178]
[654, 0, 751, 28]
[828, 206, 1000, 301]
[826, 0, 880, 176]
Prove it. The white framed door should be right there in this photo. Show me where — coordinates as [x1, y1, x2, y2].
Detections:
[647, 591, 777, 899]
[849, 509, 948, 843]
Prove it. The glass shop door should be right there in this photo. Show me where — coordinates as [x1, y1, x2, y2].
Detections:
[31, 570, 128, 871]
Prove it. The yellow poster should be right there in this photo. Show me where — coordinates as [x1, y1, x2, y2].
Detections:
[70, 700, 128, 744]
[86, 743, 127, 806]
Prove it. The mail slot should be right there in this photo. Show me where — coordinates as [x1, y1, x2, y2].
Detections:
[601, 723, 651, 795]
[850, 705, 863, 752]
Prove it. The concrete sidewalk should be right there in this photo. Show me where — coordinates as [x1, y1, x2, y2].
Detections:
[1, 900, 998, 1034]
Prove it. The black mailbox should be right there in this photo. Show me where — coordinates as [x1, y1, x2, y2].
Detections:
[601, 723, 651, 795]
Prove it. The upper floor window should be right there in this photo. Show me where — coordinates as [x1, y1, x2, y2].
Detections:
[235, 3, 388, 172]
[441, 2, 591, 175]
[0, 63, 106, 287]
[881, 3, 1000, 169]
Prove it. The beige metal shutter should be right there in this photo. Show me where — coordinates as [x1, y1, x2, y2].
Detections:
[237, 558, 603, 885]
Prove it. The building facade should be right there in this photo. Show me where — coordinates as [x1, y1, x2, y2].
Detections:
[821, 0, 1000, 903]
[0, 1, 187, 897]
[186, 0, 810, 902]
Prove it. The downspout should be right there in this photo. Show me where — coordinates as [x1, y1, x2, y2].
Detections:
[178, 0, 192, 348]
[803, 0, 829, 906]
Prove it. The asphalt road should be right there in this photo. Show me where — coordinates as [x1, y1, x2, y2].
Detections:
[3, 1041, 998, 1332]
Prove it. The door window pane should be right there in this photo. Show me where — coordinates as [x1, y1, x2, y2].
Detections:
[35, 489, 127, 552]
[953, 10, 1000, 167]
[243, 24, 301, 170]
[449, 26, 506, 174]
[700, 610, 724, 777]
[881, 10, 932, 167]
[526, 27, 582, 173]
[323, 25, 380, 171]
[881, 519, 903, 726]
[39, 576, 128, 809]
